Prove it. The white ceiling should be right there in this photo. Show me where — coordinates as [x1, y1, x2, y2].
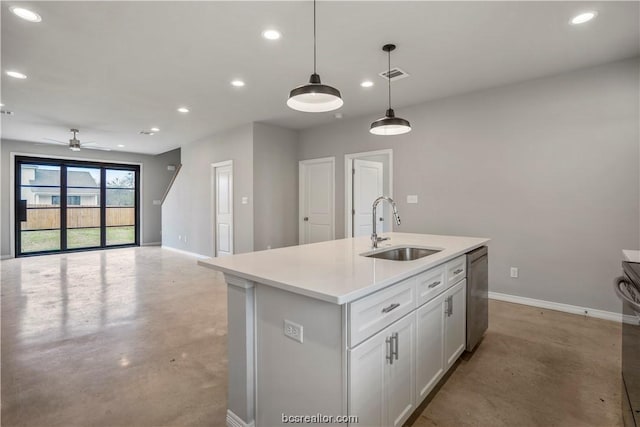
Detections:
[1, 1, 638, 155]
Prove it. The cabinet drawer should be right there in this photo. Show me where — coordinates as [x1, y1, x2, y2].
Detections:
[416, 266, 446, 307]
[446, 255, 466, 286]
[349, 279, 415, 347]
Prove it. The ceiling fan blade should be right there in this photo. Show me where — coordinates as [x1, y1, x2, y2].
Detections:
[81, 141, 97, 145]
[83, 145, 111, 151]
[42, 137, 67, 145]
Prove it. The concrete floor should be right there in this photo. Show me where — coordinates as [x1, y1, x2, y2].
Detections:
[1, 247, 622, 426]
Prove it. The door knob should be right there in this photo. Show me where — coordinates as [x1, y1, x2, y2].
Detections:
[303, 217, 309, 221]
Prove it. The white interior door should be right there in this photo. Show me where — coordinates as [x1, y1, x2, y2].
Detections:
[299, 158, 334, 244]
[353, 159, 384, 237]
[214, 162, 233, 257]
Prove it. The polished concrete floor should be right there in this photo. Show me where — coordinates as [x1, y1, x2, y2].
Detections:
[1, 247, 622, 426]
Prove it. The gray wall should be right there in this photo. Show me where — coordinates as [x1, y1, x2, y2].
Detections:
[253, 123, 299, 251]
[162, 124, 254, 257]
[0, 139, 180, 257]
[299, 58, 640, 313]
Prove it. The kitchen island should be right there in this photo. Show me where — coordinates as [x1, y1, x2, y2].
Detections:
[199, 232, 489, 427]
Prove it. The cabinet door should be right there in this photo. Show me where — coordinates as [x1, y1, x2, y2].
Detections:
[444, 279, 467, 369]
[386, 312, 416, 427]
[348, 329, 388, 426]
[416, 294, 445, 401]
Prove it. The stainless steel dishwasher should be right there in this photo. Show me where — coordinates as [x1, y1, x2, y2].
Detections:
[466, 246, 488, 352]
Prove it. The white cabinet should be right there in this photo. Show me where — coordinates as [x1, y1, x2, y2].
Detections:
[444, 279, 467, 369]
[349, 312, 416, 427]
[416, 293, 445, 401]
[349, 257, 469, 427]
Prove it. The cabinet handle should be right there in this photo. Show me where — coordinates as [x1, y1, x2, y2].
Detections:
[392, 332, 399, 361]
[428, 280, 441, 289]
[453, 268, 463, 275]
[448, 296, 454, 316]
[381, 303, 400, 314]
[303, 217, 309, 221]
[385, 336, 394, 365]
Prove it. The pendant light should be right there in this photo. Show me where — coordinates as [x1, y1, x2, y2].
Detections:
[287, 0, 343, 113]
[370, 44, 411, 135]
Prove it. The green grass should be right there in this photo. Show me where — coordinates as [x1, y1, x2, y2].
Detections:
[21, 226, 135, 253]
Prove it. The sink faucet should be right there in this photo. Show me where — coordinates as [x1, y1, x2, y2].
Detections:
[371, 196, 401, 248]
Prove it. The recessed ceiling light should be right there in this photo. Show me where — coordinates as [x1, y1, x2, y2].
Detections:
[231, 80, 245, 87]
[117, 144, 125, 148]
[262, 29, 281, 40]
[0, 103, 4, 107]
[361, 80, 374, 88]
[177, 107, 189, 113]
[6, 70, 27, 79]
[570, 11, 597, 25]
[10, 6, 41, 23]
[150, 127, 160, 132]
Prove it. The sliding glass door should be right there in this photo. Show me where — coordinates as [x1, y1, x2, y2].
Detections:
[15, 157, 140, 256]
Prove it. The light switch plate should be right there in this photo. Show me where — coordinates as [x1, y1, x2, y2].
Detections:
[241, 197, 248, 205]
[407, 195, 418, 204]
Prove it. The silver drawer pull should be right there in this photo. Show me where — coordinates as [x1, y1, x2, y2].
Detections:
[453, 268, 463, 275]
[381, 303, 400, 313]
[428, 280, 441, 289]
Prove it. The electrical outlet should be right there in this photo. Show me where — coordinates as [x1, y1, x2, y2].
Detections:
[284, 320, 303, 343]
[407, 195, 418, 204]
[510, 267, 519, 278]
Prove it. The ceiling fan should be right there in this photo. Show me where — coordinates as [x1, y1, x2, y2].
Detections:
[42, 128, 111, 151]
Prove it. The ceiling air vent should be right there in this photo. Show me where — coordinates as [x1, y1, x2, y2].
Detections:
[0, 110, 14, 115]
[139, 130, 155, 135]
[378, 67, 409, 82]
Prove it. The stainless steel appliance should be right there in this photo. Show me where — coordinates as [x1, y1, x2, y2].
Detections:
[615, 262, 640, 427]
[466, 246, 488, 352]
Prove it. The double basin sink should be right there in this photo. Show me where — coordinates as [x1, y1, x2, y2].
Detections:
[363, 246, 442, 261]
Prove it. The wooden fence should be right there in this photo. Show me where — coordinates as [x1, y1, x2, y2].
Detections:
[22, 206, 135, 230]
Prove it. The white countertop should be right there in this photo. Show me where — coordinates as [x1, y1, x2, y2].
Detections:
[623, 250, 640, 263]
[198, 232, 489, 304]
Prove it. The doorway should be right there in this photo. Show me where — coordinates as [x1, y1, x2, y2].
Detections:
[212, 161, 233, 257]
[299, 157, 335, 244]
[14, 156, 140, 256]
[345, 149, 393, 238]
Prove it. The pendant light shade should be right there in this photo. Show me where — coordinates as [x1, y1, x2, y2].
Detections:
[287, 74, 343, 112]
[287, 0, 343, 113]
[370, 44, 411, 135]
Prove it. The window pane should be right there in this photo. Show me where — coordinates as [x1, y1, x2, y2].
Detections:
[67, 228, 101, 249]
[64, 192, 100, 207]
[21, 230, 60, 252]
[67, 167, 100, 188]
[67, 207, 100, 228]
[21, 187, 61, 207]
[106, 226, 135, 246]
[21, 164, 60, 186]
[106, 170, 134, 188]
[106, 207, 134, 226]
[21, 208, 60, 230]
[106, 189, 134, 207]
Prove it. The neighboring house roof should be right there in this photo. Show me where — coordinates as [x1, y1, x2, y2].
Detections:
[30, 169, 98, 187]
[29, 169, 99, 195]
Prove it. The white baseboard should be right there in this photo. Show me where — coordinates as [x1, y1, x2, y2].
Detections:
[142, 242, 161, 247]
[226, 410, 255, 427]
[1, 254, 13, 260]
[161, 245, 209, 260]
[489, 291, 635, 324]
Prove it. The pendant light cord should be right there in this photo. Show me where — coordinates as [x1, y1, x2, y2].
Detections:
[387, 48, 391, 110]
[313, 0, 317, 75]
